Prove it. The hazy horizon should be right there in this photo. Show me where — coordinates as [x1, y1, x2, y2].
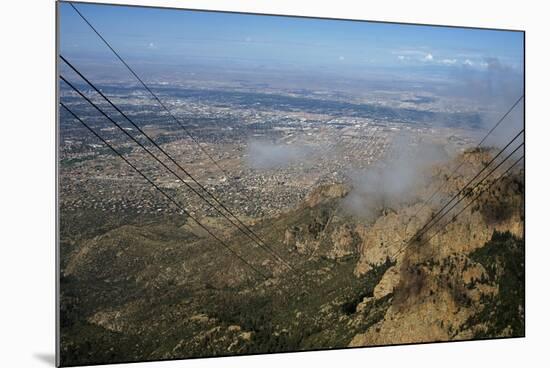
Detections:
[59, 2, 523, 96]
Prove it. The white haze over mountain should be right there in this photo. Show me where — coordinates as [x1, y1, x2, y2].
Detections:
[343, 134, 449, 219]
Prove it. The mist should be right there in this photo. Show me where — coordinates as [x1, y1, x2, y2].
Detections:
[343, 134, 449, 219]
[447, 57, 524, 147]
[245, 140, 315, 170]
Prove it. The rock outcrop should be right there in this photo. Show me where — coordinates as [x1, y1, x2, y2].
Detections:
[349, 150, 523, 347]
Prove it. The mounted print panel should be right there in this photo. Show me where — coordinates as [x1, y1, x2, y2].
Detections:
[57, 1, 525, 366]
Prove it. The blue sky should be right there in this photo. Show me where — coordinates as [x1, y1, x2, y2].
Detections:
[59, 2, 524, 80]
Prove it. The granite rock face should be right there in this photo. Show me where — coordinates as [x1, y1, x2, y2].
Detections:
[349, 149, 524, 347]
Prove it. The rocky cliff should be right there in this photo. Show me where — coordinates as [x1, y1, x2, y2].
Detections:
[60, 149, 524, 365]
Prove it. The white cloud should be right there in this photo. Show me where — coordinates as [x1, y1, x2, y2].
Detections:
[391, 49, 428, 57]
[397, 55, 406, 61]
[148, 42, 156, 49]
[339, 55, 345, 61]
[441, 58, 457, 65]
[424, 53, 434, 61]
[463, 59, 474, 66]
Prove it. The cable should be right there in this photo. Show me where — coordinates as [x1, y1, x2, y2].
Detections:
[60, 75, 294, 271]
[414, 141, 523, 243]
[393, 154, 525, 260]
[424, 155, 524, 246]
[410, 95, 524, 221]
[60, 56, 294, 271]
[60, 74, 293, 271]
[413, 129, 524, 239]
[60, 102, 269, 281]
[69, 2, 229, 178]
[391, 141, 524, 260]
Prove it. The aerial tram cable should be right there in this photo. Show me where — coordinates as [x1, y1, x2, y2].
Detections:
[60, 102, 270, 281]
[413, 129, 524, 239]
[69, 2, 229, 178]
[60, 75, 294, 272]
[391, 137, 524, 260]
[60, 56, 294, 271]
[410, 95, 524, 221]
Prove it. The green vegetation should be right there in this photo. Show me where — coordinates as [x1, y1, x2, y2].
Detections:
[195, 256, 394, 354]
[60, 238, 395, 366]
[58, 168, 524, 365]
[464, 231, 525, 337]
[60, 156, 95, 167]
[341, 258, 394, 315]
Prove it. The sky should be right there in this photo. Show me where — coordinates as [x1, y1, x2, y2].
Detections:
[59, 2, 524, 75]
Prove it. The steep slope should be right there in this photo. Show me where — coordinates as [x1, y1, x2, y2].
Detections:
[348, 149, 524, 346]
[59, 149, 524, 365]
